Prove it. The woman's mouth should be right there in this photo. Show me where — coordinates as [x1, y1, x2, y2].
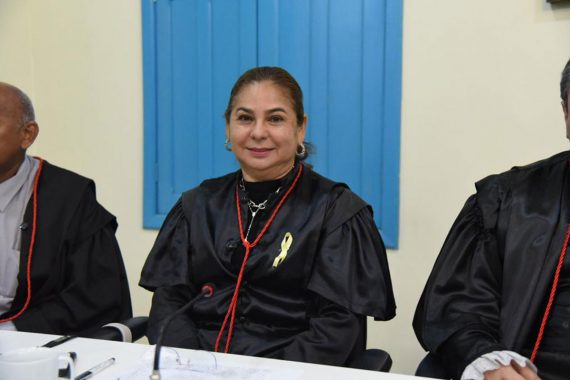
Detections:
[248, 147, 273, 157]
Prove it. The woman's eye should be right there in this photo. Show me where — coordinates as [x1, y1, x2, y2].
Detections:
[237, 114, 253, 122]
[268, 115, 284, 123]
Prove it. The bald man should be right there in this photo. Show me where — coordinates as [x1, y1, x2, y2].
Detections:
[0, 83, 132, 335]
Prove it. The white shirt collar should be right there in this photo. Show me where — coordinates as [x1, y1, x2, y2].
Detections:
[0, 156, 34, 213]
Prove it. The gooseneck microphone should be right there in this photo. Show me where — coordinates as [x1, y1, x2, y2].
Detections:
[150, 283, 215, 380]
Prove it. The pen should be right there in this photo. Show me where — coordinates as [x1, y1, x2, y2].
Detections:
[75, 357, 116, 380]
[42, 335, 76, 348]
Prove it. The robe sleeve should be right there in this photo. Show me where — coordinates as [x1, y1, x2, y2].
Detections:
[139, 199, 201, 347]
[413, 194, 506, 379]
[146, 285, 200, 348]
[267, 294, 363, 366]
[13, 186, 132, 335]
[307, 190, 396, 320]
[139, 199, 193, 291]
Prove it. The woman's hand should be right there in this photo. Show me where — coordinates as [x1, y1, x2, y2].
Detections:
[483, 361, 540, 380]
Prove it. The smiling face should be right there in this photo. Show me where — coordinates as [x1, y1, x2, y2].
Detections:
[226, 80, 306, 182]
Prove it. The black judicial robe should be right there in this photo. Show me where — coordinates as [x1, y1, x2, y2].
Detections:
[140, 166, 396, 366]
[414, 151, 570, 379]
[0, 161, 132, 334]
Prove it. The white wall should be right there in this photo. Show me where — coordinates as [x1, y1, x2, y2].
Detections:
[1, 0, 569, 375]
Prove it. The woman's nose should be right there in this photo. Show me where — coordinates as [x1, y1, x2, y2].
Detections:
[250, 120, 268, 139]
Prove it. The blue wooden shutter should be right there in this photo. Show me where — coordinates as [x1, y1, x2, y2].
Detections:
[143, 0, 257, 223]
[143, 0, 402, 247]
[256, 0, 402, 247]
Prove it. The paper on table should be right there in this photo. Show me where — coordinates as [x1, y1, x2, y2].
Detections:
[117, 346, 304, 380]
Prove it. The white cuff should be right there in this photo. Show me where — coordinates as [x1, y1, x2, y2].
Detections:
[461, 350, 537, 380]
[102, 322, 133, 343]
[0, 321, 17, 331]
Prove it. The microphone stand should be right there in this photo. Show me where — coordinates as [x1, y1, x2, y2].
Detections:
[150, 284, 215, 380]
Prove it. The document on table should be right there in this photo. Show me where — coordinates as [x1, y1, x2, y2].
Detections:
[117, 347, 304, 380]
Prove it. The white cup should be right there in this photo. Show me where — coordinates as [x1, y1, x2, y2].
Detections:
[0, 347, 75, 380]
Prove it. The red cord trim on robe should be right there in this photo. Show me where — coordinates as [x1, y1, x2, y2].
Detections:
[530, 220, 570, 362]
[214, 164, 304, 353]
[0, 157, 44, 324]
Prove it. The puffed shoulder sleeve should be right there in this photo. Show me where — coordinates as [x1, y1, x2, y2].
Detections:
[139, 199, 191, 291]
[307, 189, 396, 320]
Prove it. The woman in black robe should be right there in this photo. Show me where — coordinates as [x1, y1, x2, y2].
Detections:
[140, 67, 396, 366]
[414, 58, 570, 380]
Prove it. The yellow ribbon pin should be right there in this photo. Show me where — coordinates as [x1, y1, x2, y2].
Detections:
[273, 232, 293, 268]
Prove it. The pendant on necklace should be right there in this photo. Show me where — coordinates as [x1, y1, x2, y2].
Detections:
[240, 176, 283, 241]
[245, 200, 268, 241]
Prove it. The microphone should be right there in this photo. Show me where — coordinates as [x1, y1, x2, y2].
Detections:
[150, 283, 215, 380]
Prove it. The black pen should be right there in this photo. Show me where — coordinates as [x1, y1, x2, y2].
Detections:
[75, 357, 115, 380]
[42, 335, 76, 348]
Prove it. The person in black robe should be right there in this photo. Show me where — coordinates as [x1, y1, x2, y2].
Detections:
[0, 82, 132, 334]
[414, 58, 570, 380]
[140, 67, 396, 366]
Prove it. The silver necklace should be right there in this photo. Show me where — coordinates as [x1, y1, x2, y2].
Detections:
[245, 199, 268, 241]
[240, 177, 282, 241]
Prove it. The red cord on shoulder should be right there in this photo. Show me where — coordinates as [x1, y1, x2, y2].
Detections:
[0, 157, 44, 324]
[530, 220, 570, 362]
[214, 164, 304, 353]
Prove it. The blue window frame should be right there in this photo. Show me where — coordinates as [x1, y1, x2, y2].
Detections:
[142, 0, 402, 248]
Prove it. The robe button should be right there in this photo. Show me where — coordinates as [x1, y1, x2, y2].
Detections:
[19, 223, 29, 231]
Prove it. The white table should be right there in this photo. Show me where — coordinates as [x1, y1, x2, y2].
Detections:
[0, 331, 432, 380]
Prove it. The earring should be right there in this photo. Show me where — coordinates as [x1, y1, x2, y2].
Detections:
[296, 143, 306, 158]
[224, 138, 232, 152]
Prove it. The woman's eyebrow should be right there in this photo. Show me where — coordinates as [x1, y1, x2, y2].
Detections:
[266, 107, 287, 114]
[235, 107, 253, 114]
